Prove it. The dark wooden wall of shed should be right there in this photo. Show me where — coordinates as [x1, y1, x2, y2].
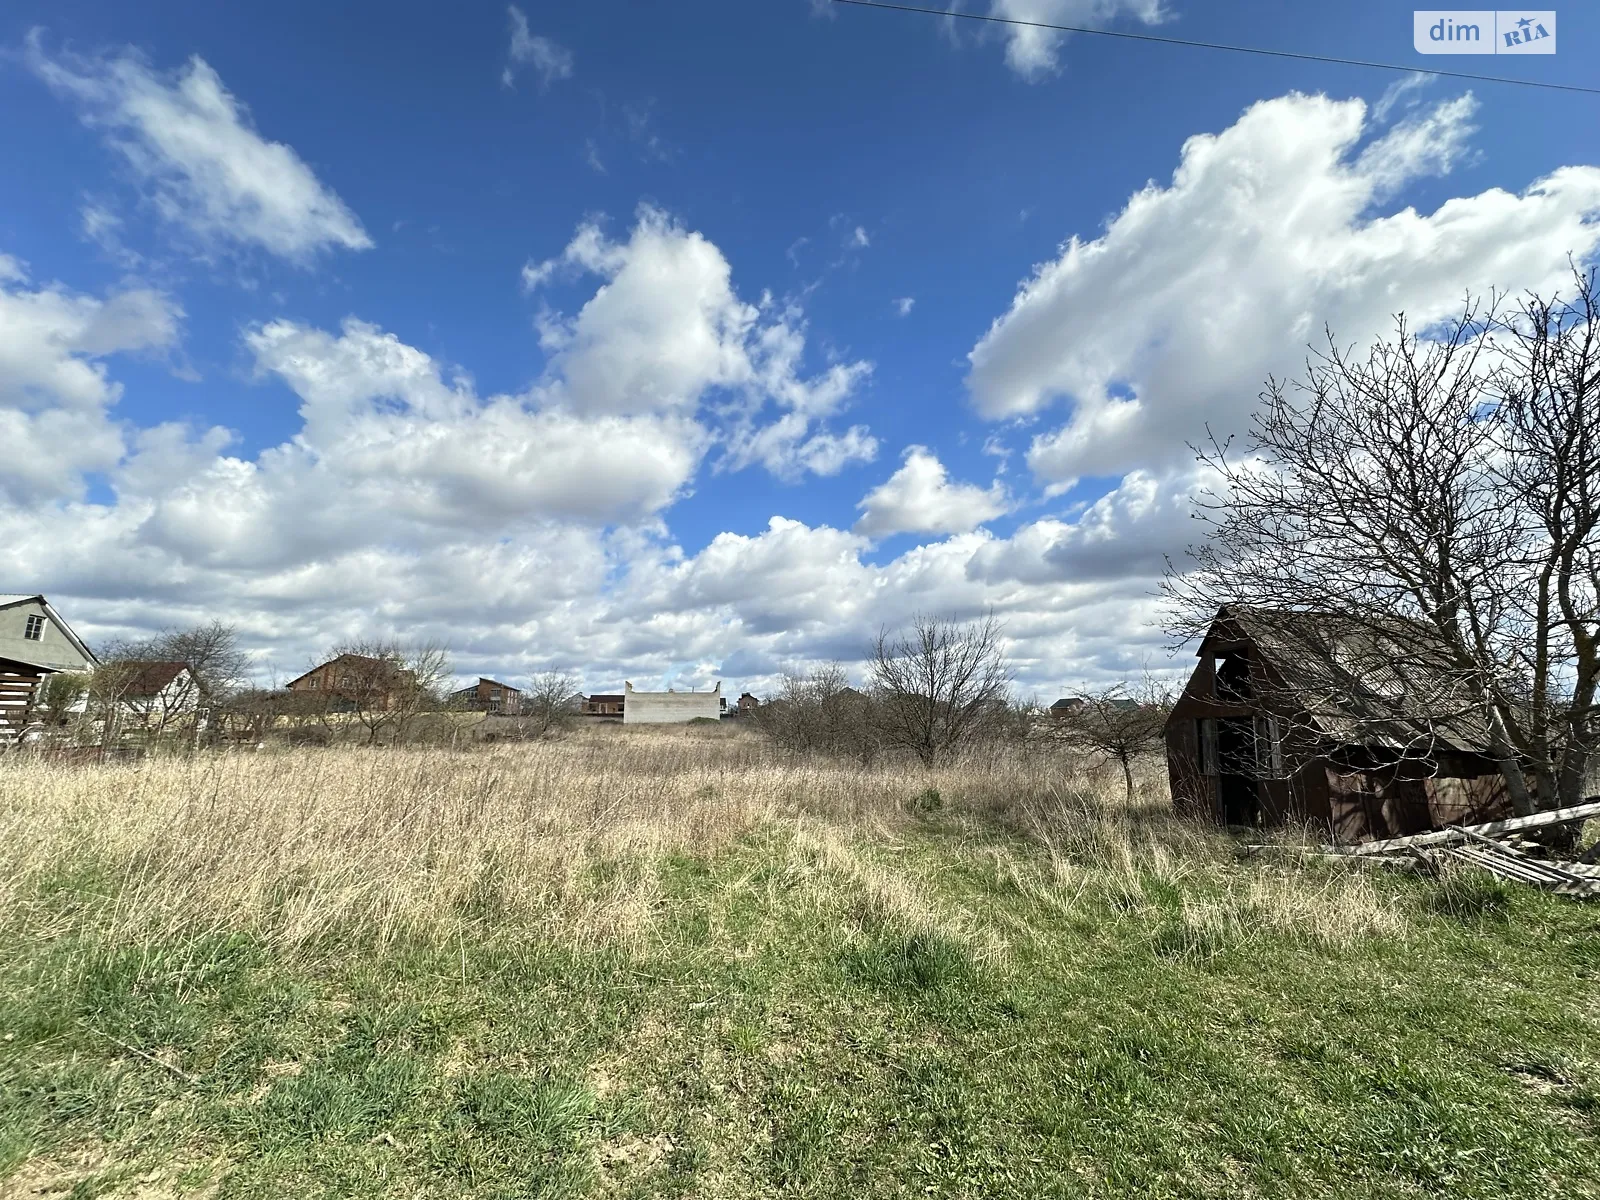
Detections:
[0, 659, 44, 739]
[1165, 655, 1217, 819]
[1165, 707, 1209, 819]
[1322, 762, 1512, 844]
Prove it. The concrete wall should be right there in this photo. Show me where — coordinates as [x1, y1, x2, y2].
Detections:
[622, 681, 721, 725]
[0, 599, 93, 673]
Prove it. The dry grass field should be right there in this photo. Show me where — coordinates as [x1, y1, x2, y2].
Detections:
[2, 724, 1597, 1199]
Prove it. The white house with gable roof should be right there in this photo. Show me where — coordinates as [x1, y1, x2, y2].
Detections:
[0, 594, 97, 740]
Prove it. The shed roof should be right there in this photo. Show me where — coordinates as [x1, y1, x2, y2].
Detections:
[1204, 604, 1497, 755]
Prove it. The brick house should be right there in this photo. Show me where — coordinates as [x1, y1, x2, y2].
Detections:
[582, 693, 625, 717]
[286, 654, 416, 712]
[448, 677, 523, 714]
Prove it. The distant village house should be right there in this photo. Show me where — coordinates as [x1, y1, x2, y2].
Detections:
[110, 661, 205, 733]
[449, 678, 522, 714]
[622, 681, 723, 725]
[286, 654, 416, 712]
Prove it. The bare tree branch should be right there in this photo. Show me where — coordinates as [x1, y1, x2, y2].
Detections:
[1165, 275, 1600, 814]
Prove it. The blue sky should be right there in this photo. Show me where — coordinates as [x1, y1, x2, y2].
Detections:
[1, 0, 1597, 695]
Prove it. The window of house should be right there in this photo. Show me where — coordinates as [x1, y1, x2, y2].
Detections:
[307, 677, 320, 690]
[23, 614, 45, 641]
[1197, 718, 1219, 776]
[1253, 714, 1286, 778]
[1214, 653, 1251, 702]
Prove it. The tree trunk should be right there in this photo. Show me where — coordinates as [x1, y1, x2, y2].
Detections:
[1487, 706, 1537, 816]
[1120, 756, 1135, 806]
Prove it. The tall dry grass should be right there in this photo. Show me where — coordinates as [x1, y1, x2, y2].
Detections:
[0, 724, 1404, 960]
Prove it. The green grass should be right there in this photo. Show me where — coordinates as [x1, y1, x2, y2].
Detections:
[3, 818, 1598, 1199]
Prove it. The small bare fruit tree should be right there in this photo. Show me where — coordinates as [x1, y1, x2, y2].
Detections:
[1052, 680, 1174, 804]
[521, 671, 579, 738]
[1167, 271, 1600, 814]
[869, 613, 1012, 767]
[758, 663, 881, 764]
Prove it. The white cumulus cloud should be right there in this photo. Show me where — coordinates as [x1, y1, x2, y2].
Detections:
[967, 92, 1600, 492]
[0, 258, 182, 504]
[987, 0, 1167, 80]
[855, 447, 1009, 538]
[526, 206, 876, 477]
[26, 34, 371, 263]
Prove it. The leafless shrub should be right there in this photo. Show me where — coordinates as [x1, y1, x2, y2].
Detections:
[37, 671, 88, 727]
[756, 664, 881, 763]
[522, 671, 580, 738]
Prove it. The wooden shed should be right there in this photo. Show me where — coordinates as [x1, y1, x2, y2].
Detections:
[0, 657, 47, 741]
[1166, 605, 1515, 843]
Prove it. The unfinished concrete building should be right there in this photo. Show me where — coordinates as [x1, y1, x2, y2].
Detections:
[621, 681, 722, 724]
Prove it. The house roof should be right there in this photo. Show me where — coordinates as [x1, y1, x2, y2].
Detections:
[0, 593, 98, 670]
[284, 653, 389, 688]
[1203, 603, 1497, 755]
[116, 661, 191, 698]
[448, 678, 520, 696]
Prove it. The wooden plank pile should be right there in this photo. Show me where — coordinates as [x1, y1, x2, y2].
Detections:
[1321, 800, 1600, 898]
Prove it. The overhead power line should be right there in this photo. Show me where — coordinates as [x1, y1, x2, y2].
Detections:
[831, 0, 1600, 97]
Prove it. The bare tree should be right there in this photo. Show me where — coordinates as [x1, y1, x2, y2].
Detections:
[82, 654, 146, 746]
[868, 613, 1012, 767]
[146, 621, 250, 702]
[1166, 273, 1600, 814]
[521, 671, 579, 738]
[1050, 679, 1174, 804]
[312, 640, 452, 744]
[758, 664, 881, 764]
[1491, 273, 1600, 810]
[214, 688, 282, 745]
